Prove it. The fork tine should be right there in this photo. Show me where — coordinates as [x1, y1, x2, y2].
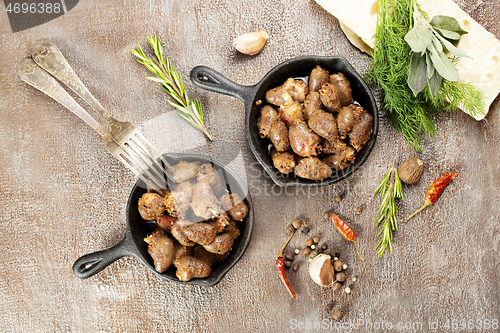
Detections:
[130, 132, 176, 180]
[127, 136, 169, 183]
[123, 143, 167, 190]
[114, 150, 163, 192]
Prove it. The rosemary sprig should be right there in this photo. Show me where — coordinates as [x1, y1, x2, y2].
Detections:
[131, 35, 214, 140]
[374, 158, 403, 257]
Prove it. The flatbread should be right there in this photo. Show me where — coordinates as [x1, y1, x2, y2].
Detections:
[339, 22, 373, 56]
[315, 0, 500, 120]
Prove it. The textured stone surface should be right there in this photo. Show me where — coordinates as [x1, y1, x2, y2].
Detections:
[0, 0, 499, 332]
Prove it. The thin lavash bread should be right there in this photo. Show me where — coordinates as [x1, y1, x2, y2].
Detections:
[315, 0, 500, 120]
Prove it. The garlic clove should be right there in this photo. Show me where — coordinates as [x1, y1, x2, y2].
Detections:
[309, 254, 336, 287]
[233, 29, 269, 55]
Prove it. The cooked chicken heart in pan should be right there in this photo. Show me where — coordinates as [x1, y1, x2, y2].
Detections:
[270, 148, 296, 175]
[144, 228, 175, 273]
[258, 65, 373, 180]
[138, 193, 166, 221]
[257, 105, 279, 138]
[289, 120, 322, 157]
[265, 77, 309, 106]
[139, 159, 249, 282]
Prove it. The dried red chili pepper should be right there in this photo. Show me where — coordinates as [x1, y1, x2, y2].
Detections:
[330, 213, 364, 261]
[405, 171, 458, 222]
[275, 230, 296, 299]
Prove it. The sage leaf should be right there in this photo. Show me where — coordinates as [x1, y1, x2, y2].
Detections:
[434, 30, 471, 58]
[434, 27, 461, 40]
[408, 52, 428, 96]
[428, 44, 459, 81]
[427, 71, 442, 98]
[405, 24, 433, 53]
[426, 51, 435, 79]
[431, 35, 443, 53]
[430, 15, 468, 36]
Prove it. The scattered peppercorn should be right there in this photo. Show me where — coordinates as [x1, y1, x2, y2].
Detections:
[356, 207, 362, 214]
[306, 239, 313, 247]
[310, 251, 318, 258]
[322, 243, 328, 250]
[302, 227, 310, 234]
[301, 220, 307, 227]
[302, 247, 311, 257]
[284, 260, 292, 268]
[292, 219, 301, 229]
[285, 251, 295, 261]
[324, 249, 331, 256]
[286, 225, 295, 235]
[292, 262, 299, 271]
[294, 249, 300, 255]
[333, 310, 344, 321]
[335, 195, 343, 202]
[313, 235, 320, 243]
[332, 282, 341, 291]
[323, 212, 329, 220]
[333, 260, 344, 272]
[336, 272, 346, 282]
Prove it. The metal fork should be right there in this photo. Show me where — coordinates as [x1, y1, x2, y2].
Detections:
[18, 42, 175, 192]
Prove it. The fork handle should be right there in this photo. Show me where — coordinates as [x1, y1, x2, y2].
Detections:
[18, 59, 110, 139]
[31, 40, 117, 126]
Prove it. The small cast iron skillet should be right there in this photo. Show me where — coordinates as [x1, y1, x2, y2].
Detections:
[72, 154, 253, 287]
[190, 56, 378, 187]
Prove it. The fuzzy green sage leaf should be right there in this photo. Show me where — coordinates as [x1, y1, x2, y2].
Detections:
[408, 52, 428, 96]
[428, 44, 459, 81]
[434, 27, 461, 41]
[430, 15, 468, 36]
[405, 23, 433, 53]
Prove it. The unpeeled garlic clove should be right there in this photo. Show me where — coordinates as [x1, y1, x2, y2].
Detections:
[309, 253, 336, 287]
[233, 29, 269, 55]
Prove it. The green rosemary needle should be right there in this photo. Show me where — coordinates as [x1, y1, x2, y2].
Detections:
[374, 158, 403, 257]
[131, 35, 214, 141]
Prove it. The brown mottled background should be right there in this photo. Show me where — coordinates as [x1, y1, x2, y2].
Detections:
[1, 0, 499, 332]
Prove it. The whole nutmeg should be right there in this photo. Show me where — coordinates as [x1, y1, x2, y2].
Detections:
[398, 157, 424, 184]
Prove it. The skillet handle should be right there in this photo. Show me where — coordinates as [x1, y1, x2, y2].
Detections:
[72, 234, 135, 279]
[190, 66, 255, 103]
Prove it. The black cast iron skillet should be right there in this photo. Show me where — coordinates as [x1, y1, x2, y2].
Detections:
[190, 56, 378, 187]
[73, 153, 253, 287]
